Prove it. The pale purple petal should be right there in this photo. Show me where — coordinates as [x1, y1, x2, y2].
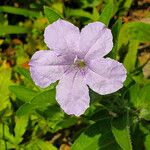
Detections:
[44, 19, 80, 55]
[79, 22, 113, 60]
[56, 69, 90, 116]
[85, 58, 127, 95]
[29, 50, 71, 88]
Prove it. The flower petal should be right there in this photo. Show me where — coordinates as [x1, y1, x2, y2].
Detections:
[85, 58, 127, 95]
[79, 22, 113, 60]
[56, 69, 90, 116]
[29, 50, 70, 88]
[44, 19, 80, 55]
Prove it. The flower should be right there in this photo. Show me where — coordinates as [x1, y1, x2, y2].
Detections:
[29, 19, 127, 116]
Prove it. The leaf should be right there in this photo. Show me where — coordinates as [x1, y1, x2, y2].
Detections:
[111, 111, 132, 150]
[14, 116, 28, 144]
[15, 67, 32, 81]
[0, 6, 41, 18]
[0, 25, 30, 35]
[0, 123, 15, 144]
[52, 117, 78, 132]
[129, 83, 150, 121]
[9, 85, 37, 102]
[71, 119, 121, 150]
[99, 2, 114, 26]
[109, 19, 122, 59]
[145, 133, 150, 150]
[25, 140, 57, 150]
[36, 140, 57, 150]
[123, 40, 139, 72]
[118, 22, 150, 49]
[123, 0, 132, 11]
[0, 140, 14, 149]
[138, 84, 150, 120]
[16, 89, 56, 116]
[65, 8, 98, 21]
[0, 67, 12, 111]
[44, 6, 62, 23]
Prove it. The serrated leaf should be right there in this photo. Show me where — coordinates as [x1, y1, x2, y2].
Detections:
[129, 83, 150, 121]
[9, 85, 37, 102]
[111, 111, 132, 150]
[0, 67, 12, 111]
[0, 123, 15, 144]
[0, 140, 14, 149]
[71, 119, 121, 150]
[16, 89, 56, 116]
[44, 6, 62, 23]
[14, 116, 28, 144]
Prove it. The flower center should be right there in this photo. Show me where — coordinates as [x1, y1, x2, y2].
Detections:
[74, 56, 86, 69]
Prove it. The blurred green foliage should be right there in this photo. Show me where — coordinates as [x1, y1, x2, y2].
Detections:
[0, 0, 150, 149]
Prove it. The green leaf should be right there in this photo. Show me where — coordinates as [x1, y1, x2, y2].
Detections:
[71, 119, 121, 150]
[123, 40, 139, 72]
[25, 140, 57, 150]
[99, 2, 114, 26]
[15, 67, 32, 81]
[52, 117, 78, 132]
[110, 19, 122, 59]
[0, 6, 41, 18]
[123, 0, 132, 11]
[9, 85, 37, 102]
[36, 140, 57, 150]
[111, 112, 132, 150]
[129, 83, 140, 107]
[14, 116, 28, 144]
[145, 133, 150, 150]
[16, 89, 56, 116]
[65, 8, 98, 21]
[0, 25, 30, 35]
[138, 84, 150, 120]
[118, 22, 150, 49]
[0, 123, 15, 144]
[129, 83, 150, 121]
[0, 67, 12, 111]
[44, 6, 62, 23]
[0, 140, 14, 150]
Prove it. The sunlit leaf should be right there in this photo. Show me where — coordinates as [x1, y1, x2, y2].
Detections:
[14, 116, 29, 144]
[0, 67, 12, 111]
[99, 2, 114, 26]
[123, 40, 139, 72]
[118, 22, 150, 49]
[44, 6, 63, 23]
[145, 133, 150, 150]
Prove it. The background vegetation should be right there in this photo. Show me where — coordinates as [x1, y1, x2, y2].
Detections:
[0, 0, 150, 149]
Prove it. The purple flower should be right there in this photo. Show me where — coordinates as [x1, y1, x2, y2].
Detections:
[29, 19, 127, 116]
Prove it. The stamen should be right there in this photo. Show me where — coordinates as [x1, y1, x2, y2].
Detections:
[74, 56, 86, 68]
